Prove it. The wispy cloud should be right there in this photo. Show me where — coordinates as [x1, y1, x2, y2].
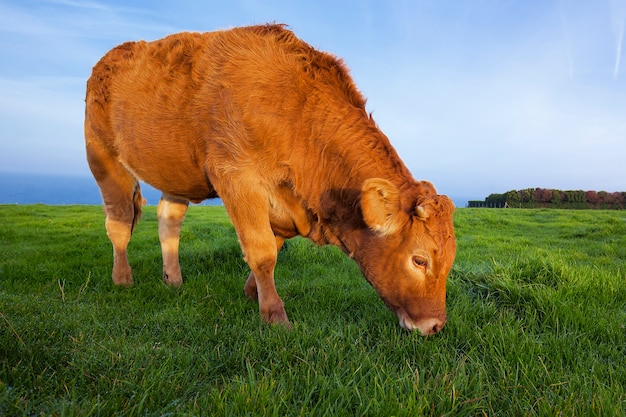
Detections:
[611, 0, 626, 79]
[44, 0, 111, 11]
[615, 21, 624, 79]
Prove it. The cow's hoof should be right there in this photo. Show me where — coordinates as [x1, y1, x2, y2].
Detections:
[268, 317, 293, 330]
[244, 272, 258, 301]
[276, 320, 293, 330]
[113, 278, 134, 287]
[244, 285, 259, 301]
[262, 307, 291, 329]
[112, 268, 133, 287]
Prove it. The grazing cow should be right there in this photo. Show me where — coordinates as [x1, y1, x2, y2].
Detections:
[85, 24, 456, 335]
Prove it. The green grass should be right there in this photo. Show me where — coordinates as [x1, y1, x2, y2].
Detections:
[0, 205, 624, 416]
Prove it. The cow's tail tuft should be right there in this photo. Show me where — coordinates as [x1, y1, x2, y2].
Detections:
[131, 183, 144, 234]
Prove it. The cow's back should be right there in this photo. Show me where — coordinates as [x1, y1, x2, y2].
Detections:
[85, 24, 370, 202]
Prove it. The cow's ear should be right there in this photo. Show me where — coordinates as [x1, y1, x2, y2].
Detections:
[361, 178, 408, 236]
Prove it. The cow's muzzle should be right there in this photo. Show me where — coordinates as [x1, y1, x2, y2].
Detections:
[398, 313, 446, 336]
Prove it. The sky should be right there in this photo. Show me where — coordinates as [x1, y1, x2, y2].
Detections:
[1, 0, 625, 204]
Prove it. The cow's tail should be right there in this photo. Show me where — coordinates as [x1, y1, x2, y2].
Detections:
[131, 183, 144, 234]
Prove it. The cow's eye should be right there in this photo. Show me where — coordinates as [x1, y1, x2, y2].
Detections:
[412, 256, 428, 269]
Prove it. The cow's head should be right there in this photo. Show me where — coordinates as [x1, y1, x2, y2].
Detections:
[358, 178, 456, 335]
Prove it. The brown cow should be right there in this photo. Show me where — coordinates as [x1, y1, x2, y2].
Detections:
[85, 24, 456, 335]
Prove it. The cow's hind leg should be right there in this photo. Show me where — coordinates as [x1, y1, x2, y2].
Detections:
[86, 142, 142, 286]
[103, 184, 142, 286]
[157, 195, 189, 287]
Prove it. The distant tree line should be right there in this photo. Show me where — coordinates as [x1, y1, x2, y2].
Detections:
[468, 188, 626, 209]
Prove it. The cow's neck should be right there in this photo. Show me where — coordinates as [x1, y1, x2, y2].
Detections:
[299, 106, 417, 252]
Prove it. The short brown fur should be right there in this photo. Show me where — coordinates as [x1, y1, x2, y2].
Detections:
[85, 24, 456, 335]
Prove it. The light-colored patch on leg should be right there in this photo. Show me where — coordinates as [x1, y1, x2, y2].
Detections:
[105, 218, 133, 286]
[157, 196, 188, 287]
[243, 236, 284, 302]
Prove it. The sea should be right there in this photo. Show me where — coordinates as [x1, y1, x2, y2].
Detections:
[0, 172, 222, 206]
[0, 172, 470, 207]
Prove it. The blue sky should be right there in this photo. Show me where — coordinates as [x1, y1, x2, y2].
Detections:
[1, 0, 625, 203]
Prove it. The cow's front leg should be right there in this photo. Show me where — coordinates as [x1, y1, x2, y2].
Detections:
[249, 252, 288, 326]
[157, 195, 189, 287]
[242, 233, 288, 325]
[244, 236, 285, 301]
[224, 202, 289, 326]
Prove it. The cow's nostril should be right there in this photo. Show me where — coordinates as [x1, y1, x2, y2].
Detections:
[426, 318, 446, 335]
[432, 322, 443, 334]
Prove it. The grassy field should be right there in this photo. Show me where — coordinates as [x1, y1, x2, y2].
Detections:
[0, 204, 624, 416]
